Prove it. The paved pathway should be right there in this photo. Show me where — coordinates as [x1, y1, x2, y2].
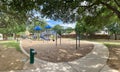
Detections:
[4, 40, 118, 72]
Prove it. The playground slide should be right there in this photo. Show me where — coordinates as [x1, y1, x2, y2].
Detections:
[40, 35, 50, 41]
[40, 30, 60, 41]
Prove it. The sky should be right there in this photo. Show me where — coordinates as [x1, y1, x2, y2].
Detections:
[45, 18, 76, 29]
[32, 1, 88, 29]
[33, 10, 76, 29]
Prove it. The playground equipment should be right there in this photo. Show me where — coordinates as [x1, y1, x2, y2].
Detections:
[34, 26, 42, 40]
[40, 25, 52, 41]
[33, 25, 53, 40]
[33, 25, 61, 46]
[40, 30, 58, 41]
[34, 26, 42, 31]
[45, 25, 52, 29]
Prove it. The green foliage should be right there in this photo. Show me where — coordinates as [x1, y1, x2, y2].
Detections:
[75, 22, 81, 34]
[65, 27, 74, 34]
[106, 22, 120, 36]
[28, 17, 47, 33]
[0, 24, 26, 34]
[75, 20, 100, 35]
[52, 25, 64, 35]
[0, 11, 26, 34]
[1, 0, 120, 33]
[1, 0, 120, 23]
[0, 23, 26, 34]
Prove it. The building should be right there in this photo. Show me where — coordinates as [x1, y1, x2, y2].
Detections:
[0, 33, 3, 40]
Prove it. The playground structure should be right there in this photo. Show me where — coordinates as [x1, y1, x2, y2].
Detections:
[40, 30, 59, 41]
[33, 25, 60, 42]
[24, 24, 79, 48]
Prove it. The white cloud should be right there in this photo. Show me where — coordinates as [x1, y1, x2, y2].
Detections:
[44, 18, 51, 21]
[60, 23, 76, 28]
[43, 17, 76, 28]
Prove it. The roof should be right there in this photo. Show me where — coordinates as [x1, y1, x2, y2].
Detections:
[34, 26, 42, 31]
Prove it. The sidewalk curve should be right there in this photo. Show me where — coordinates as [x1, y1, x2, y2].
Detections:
[18, 40, 118, 72]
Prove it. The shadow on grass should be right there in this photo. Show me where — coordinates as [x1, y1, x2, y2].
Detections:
[0, 41, 21, 51]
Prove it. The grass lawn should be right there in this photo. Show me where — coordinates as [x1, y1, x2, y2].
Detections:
[89, 39, 120, 70]
[0, 40, 21, 51]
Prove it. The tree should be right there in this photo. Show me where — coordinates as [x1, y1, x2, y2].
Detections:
[1, 0, 120, 40]
[1, 0, 120, 23]
[106, 23, 120, 40]
[0, 23, 26, 40]
[52, 25, 64, 35]
[65, 27, 74, 34]
[52, 25, 64, 45]
[28, 17, 47, 33]
[75, 22, 81, 48]
[0, 8, 27, 39]
[0, 11, 26, 38]
[40, 0, 120, 23]
[75, 22, 81, 35]
[75, 19, 101, 39]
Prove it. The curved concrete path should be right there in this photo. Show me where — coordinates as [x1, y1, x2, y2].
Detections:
[8, 40, 118, 72]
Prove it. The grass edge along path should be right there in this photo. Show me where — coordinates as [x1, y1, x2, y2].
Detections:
[0, 40, 21, 51]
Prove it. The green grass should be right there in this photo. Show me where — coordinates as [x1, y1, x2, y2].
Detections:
[0, 40, 21, 51]
[89, 39, 120, 48]
[104, 43, 120, 48]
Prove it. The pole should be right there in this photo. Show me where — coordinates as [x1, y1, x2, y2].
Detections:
[56, 32, 57, 46]
[76, 33, 77, 49]
[60, 35, 61, 45]
[60, 30, 61, 45]
[79, 33, 80, 47]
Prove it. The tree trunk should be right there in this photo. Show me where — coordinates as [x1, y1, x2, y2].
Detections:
[3, 34, 7, 40]
[60, 35, 61, 45]
[108, 31, 110, 40]
[78, 33, 80, 47]
[85, 33, 88, 39]
[114, 33, 117, 40]
[60, 31, 61, 45]
[56, 32, 57, 46]
[76, 33, 78, 49]
[13, 33, 16, 40]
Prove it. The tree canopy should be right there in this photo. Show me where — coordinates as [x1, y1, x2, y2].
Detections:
[28, 16, 47, 33]
[106, 22, 120, 40]
[0, 12, 26, 34]
[0, 0, 120, 32]
[52, 25, 64, 35]
[65, 27, 74, 34]
[1, 0, 120, 23]
[75, 20, 100, 35]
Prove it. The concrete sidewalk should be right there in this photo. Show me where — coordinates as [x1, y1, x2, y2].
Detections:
[13, 40, 118, 72]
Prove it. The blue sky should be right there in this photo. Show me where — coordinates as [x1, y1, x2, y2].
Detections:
[46, 19, 62, 27]
[45, 19, 76, 28]
[33, 11, 76, 28]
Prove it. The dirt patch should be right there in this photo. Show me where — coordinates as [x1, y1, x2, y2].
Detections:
[0, 45, 28, 71]
[107, 45, 120, 70]
[22, 39, 94, 62]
